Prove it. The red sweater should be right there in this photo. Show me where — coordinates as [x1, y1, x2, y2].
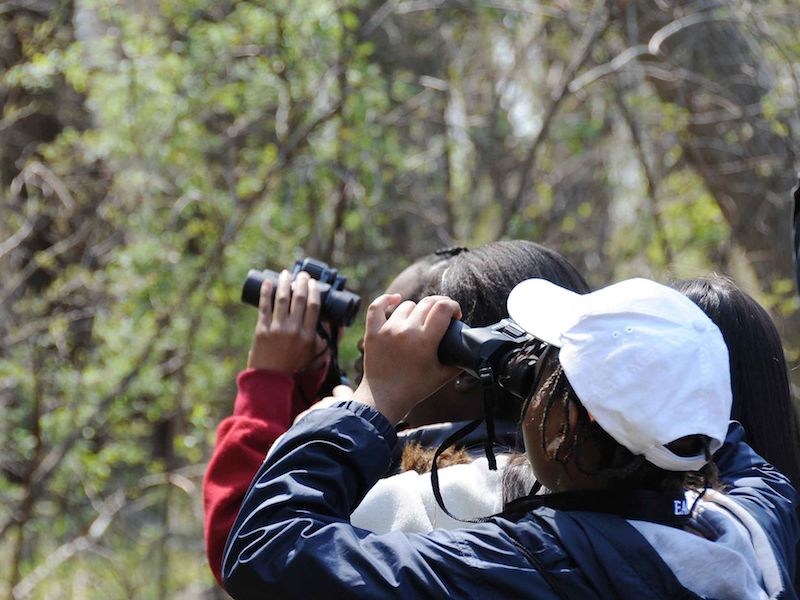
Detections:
[203, 367, 327, 585]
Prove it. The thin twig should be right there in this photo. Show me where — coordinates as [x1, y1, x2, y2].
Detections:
[0, 220, 93, 307]
[648, 11, 744, 56]
[11, 492, 126, 600]
[609, 81, 674, 265]
[0, 219, 33, 262]
[497, 0, 611, 238]
[0, 103, 40, 133]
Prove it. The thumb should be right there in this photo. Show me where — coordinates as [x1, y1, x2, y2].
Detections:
[365, 294, 402, 335]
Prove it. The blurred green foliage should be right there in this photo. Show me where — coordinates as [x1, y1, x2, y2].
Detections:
[1, 0, 799, 597]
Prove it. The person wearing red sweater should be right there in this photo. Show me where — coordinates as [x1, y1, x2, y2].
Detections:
[204, 250, 469, 584]
[203, 270, 331, 584]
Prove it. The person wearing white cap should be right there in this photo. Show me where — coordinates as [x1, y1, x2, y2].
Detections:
[507, 277, 797, 597]
[506, 277, 732, 483]
[222, 278, 799, 599]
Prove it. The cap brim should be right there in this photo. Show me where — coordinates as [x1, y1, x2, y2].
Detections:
[507, 279, 583, 346]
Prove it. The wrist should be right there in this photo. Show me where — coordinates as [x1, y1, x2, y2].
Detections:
[352, 383, 406, 425]
[351, 385, 375, 410]
[247, 356, 301, 374]
[248, 349, 329, 375]
[248, 351, 292, 374]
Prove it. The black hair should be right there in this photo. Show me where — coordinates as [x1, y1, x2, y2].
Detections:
[672, 276, 800, 488]
[398, 246, 470, 302]
[423, 240, 591, 326]
[422, 240, 590, 420]
[387, 241, 589, 327]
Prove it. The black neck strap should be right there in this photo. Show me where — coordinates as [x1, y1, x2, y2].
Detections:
[429, 417, 488, 523]
[429, 359, 501, 523]
[313, 323, 350, 399]
[500, 488, 693, 528]
[478, 363, 498, 471]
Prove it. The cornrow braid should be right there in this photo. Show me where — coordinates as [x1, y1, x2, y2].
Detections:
[532, 359, 720, 494]
[538, 366, 576, 465]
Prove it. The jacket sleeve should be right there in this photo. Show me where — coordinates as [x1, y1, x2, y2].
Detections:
[203, 367, 326, 585]
[221, 402, 556, 600]
[714, 421, 799, 579]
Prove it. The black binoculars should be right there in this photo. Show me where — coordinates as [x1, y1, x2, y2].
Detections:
[241, 258, 361, 328]
[438, 318, 548, 400]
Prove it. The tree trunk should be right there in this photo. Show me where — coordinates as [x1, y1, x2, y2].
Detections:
[623, 0, 800, 395]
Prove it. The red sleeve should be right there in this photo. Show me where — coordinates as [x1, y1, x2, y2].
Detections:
[203, 366, 328, 585]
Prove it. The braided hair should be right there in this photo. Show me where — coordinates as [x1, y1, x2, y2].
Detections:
[523, 350, 718, 495]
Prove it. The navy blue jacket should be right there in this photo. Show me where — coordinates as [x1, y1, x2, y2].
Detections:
[222, 402, 798, 599]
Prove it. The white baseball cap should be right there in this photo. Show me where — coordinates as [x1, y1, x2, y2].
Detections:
[506, 277, 732, 472]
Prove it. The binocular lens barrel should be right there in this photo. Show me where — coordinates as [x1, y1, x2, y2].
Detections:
[437, 318, 541, 400]
[241, 269, 361, 327]
[242, 269, 269, 307]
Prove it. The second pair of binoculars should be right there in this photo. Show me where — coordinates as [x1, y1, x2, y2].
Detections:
[242, 258, 362, 328]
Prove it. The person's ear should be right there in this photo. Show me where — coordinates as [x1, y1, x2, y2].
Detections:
[453, 372, 480, 393]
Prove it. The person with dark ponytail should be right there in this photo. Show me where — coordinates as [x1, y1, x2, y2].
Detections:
[675, 275, 800, 597]
[673, 275, 800, 488]
[351, 241, 590, 533]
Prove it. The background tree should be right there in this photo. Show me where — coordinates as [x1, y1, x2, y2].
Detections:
[1, 0, 797, 597]
[621, 0, 800, 377]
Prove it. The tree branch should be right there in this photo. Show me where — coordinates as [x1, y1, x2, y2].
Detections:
[609, 81, 674, 265]
[11, 492, 126, 600]
[496, 0, 611, 239]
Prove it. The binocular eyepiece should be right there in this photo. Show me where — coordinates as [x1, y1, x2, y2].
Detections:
[241, 257, 362, 328]
[438, 318, 549, 401]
